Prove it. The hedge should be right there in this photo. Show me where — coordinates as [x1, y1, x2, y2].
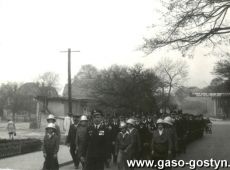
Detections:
[0, 138, 42, 158]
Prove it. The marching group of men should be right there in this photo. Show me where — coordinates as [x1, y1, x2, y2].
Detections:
[42, 110, 209, 170]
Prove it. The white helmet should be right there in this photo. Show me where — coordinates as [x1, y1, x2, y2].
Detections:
[47, 114, 55, 120]
[46, 123, 56, 129]
[80, 115, 88, 121]
[119, 122, 126, 128]
[126, 118, 135, 126]
[156, 118, 164, 124]
[164, 116, 173, 125]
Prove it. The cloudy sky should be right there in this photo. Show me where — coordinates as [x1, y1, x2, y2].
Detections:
[0, 0, 219, 93]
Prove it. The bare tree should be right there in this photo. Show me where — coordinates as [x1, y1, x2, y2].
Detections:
[142, 0, 230, 56]
[37, 72, 59, 88]
[155, 57, 189, 106]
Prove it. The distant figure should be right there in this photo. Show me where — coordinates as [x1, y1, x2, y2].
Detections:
[63, 114, 73, 136]
[7, 120, 16, 140]
[42, 123, 60, 170]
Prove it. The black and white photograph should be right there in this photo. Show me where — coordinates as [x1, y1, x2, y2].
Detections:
[0, 0, 229, 170]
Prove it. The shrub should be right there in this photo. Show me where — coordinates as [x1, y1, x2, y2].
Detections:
[0, 138, 42, 158]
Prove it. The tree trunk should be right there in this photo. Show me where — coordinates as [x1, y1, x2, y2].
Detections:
[167, 82, 172, 110]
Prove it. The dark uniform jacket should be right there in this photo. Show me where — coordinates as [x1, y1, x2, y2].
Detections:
[43, 133, 59, 155]
[55, 124, 61, 143]
[127, 128, 141, 158]
[166, 126, 178, 153]
[115, 131, 132, 154]
[75, 125, 88, 158]
[151, 129, 172, 157]
[84, 124, 111, 159]
[66, 124, 77, 147]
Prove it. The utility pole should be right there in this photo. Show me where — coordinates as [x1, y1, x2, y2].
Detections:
[61, 48, 80, 116]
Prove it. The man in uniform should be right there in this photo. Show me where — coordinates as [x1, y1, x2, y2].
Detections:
[84, 110, 111, 170]
[139, 115, 152, 159]
[66, 115, 80, 169]
[76, 115, 88, 170]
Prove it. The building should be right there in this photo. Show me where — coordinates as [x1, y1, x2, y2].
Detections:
[2, 82, 59, 122]
[190, 93, 230, 118]
[35, 96, 96, 117]
[35, 96, 97, 130]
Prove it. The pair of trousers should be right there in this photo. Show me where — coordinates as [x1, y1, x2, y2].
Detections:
[43, 154, 59, 170]
[69, 145, 79, 167]
[85, 157, 104, 170]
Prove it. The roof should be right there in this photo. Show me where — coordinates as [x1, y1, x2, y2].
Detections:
[18, 82, 40, 96]
[35, 96, 95, 102]
[62, 78, 96, 100]
[18, 82, 58, 97]
[191, 93, 230, 97]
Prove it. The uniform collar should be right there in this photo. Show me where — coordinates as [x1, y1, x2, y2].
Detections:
[129, 127, 134, 133]
[94, 123, 101, 129]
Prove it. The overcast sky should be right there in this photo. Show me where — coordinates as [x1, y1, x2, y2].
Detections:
[0, 0, 220, 93]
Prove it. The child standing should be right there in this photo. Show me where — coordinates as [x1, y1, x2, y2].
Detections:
[42, 123, 60, 170]
[7, 119, 16, 140]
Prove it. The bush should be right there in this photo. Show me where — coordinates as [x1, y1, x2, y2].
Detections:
[0, 138, 42, 158]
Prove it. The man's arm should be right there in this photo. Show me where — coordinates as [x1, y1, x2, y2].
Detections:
[65, 125, 72, 145]
[54, 135, 60, 157]
[42, 136, 47, 157]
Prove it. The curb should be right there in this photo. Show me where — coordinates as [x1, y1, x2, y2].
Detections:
[59, 160, 73, 167]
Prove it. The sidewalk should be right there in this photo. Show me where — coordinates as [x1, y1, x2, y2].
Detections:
[59, 163, 117, 170]
[0, 145, 72, 170]
[59, 163, 146, 170]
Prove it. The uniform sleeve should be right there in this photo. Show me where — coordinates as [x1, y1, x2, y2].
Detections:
[54, 135, 60, 154]
[125, 133, 134, 152]
[167, 131, 172, 152]
[42, 136, 46, 154]
[173, 128, 179, 151]
[136, 130, 141, 152]
[105, 128, 112, 159]
[81, 127, 89, 158]
[151, 131, 155, 151]
[56, 125, 61, 142]
[115, 133, 119, 155]
[65, 125, 71, 144]
[77, 128, 88, 158]
[75, 129, 79, 148]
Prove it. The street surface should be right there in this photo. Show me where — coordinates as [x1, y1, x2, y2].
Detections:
[61, 120, 230, 170]
[174, 120, 230, 170]
[0, 145, 72, 170]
